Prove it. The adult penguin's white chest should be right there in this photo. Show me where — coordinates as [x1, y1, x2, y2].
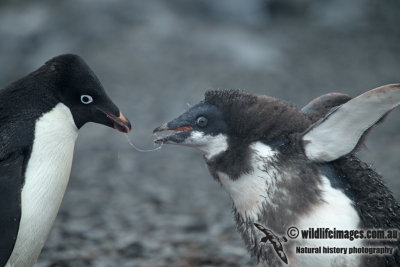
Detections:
[6, 103, 78, 267]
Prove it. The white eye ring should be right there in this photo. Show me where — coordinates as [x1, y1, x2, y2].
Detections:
[81, 95, 93, 104]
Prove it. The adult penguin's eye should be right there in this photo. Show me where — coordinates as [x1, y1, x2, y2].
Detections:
[196, 116, 208, 127]
[80, 95, 93, 104]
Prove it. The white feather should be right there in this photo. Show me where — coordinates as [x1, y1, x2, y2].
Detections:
[6, 103, 78, 267]
[218, 142, 279, 220]
[185, 131, 228, 160]
[292, 175, 362, 266]
[303, 84, 400, 162]
[217, 142, 362, 266]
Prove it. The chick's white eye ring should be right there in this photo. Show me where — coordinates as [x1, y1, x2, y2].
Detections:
[81, 95, 93, 104]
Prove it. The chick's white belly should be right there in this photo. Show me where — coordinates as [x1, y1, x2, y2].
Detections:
[290, 176, 362, 267]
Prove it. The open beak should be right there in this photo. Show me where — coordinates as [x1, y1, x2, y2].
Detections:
[153, 123, 193, 144]
[102, 110, 132, 133]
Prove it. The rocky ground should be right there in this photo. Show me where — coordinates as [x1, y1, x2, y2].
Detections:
[0, 1, 399, 266]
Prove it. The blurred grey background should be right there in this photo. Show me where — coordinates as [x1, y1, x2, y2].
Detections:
[0, 0, 399, 266]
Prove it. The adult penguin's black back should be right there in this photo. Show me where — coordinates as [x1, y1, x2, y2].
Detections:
[0, 54, 131, 266]
[0, 61, 58, 267]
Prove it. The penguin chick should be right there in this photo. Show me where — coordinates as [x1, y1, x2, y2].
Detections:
[154, 85, 400, 266]
[0, 54, 131, 267]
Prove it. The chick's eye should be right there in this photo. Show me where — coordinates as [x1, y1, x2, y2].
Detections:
[196, 116, 208, 127]
[81, 95, 93, 104]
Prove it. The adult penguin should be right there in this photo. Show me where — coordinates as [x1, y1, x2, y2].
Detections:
[0, 54, 131, 267]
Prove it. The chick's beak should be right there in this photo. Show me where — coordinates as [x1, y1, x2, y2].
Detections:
[153, 122, 193, 144]
[153, 123, 193, 134]
[153, 123, 169, 133]
[103, 111, 132, 133]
